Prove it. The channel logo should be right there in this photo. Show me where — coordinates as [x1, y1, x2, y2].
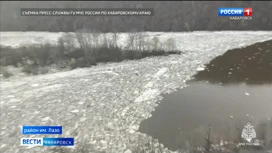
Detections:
[21, 138, 74, 146]
[218, 8, 252, 16]
[21, 138, 43, 146]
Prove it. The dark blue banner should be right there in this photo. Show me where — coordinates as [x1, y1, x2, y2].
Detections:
[218, 8, 244, 16]
[22, 126, 62, 134]
[43, 138, 74, 146]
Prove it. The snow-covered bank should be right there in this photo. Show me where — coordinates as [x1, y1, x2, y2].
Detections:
[1, 32, 272, 153]
[1, 31, 272, 51]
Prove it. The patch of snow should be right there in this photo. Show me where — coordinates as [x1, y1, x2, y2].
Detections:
[33, 111, 39, 115]
[245, 92, 250, 96]
[90, 140, 97, 144]
[100, 140, 107, 144]
[124, 149, 132, 153]
[197, 67, 205, 71]
[71, 109, 79, 113]
[91, 71, 119, 76]
[0, 144, 7, 149]
[144, 81, 154, 88]
[135, 89, 160, 102]
[79, 117, 87, 122]
[41, 117, 50, 121]
[31, 84, 40, 87]
[0, 131, 5, 136]
[153, 68, 168, 78]
[78, 102, 84, 105]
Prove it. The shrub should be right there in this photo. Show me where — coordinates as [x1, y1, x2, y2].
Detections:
[64, 48, 85, 59]
[22, 65, 39, 75]
[152, 36, 160, 51]
[35, 44, 51, 66]
[95, 46, 123, 62]
[1, 68, 13, 78]
[68, 58, 77, 69]
[61, 33, 77, 52]
[0, 44, 59, 67]
[168, 50, 182, 54]
[126, 33, 136, 50]
[75, 30, 100, 66]
[39, 67, 49, 74]
[0, 46, 22, 66]
[75, 57, 96, 68]
[150, 50, 166, 56]
[3, 71, 13, 78]
[123, 50, 141, 60]
[164, 38, 177, 51]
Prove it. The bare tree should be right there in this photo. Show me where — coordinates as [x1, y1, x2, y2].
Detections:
[112, 32, 118, 48]
[127, 33, 136, 50]
[101, 33, 109, 48]
[92, 31, 101, 48]
[164, 38, 177, 51]
[151, 36, 160, 51]
[61, 33, 77, 53]
[75, 29, 96, 65]
[205, 124, 212, 153]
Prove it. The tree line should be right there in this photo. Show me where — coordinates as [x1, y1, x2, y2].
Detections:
[0, 32, 180, 76]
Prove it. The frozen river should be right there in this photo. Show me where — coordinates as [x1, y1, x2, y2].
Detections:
[1, 32, 272, 153]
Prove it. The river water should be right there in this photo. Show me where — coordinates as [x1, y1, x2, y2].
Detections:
[139, 40, 272, 152]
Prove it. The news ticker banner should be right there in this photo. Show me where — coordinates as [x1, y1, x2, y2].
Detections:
[21, 8, 154, 16]
[21, 138, 74, 146]
[22, 126, 62, 134]
[21, 126, 74, 147]
[21, 8, 252, 17]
